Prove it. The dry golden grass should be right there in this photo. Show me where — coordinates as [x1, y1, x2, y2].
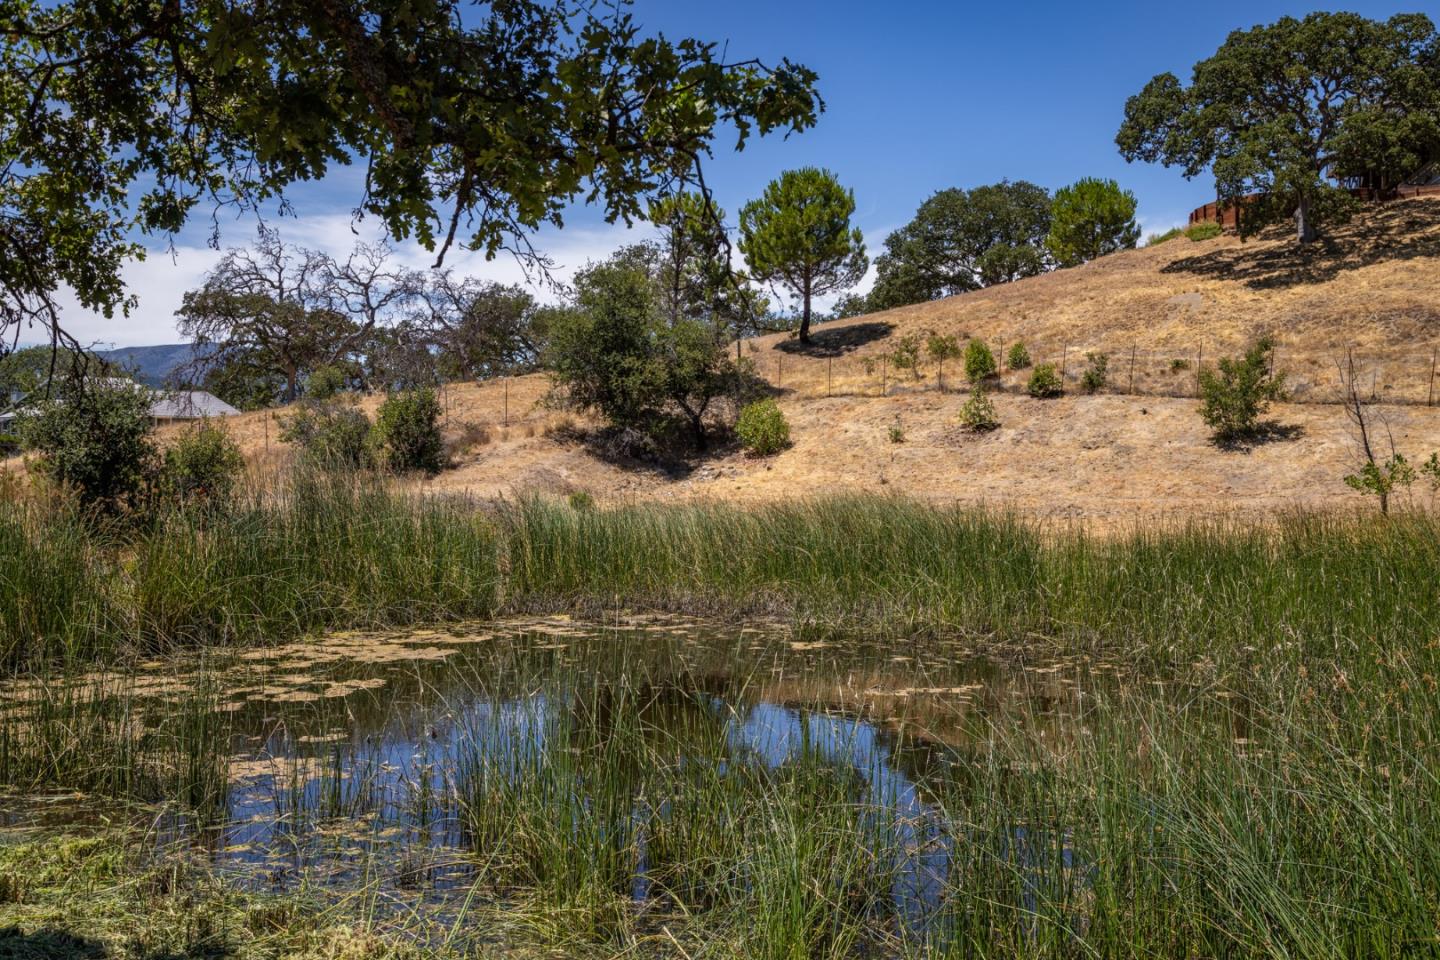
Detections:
[6, 198, 1439, 527]
[750, 196, 1440, 405]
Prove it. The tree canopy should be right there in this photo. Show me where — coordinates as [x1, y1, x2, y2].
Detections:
[176, 229, 401, 404]
[738, 168, 867, 344]
[868, 181, 1052, 311]
[0, 0, 820, 354]
[1116, 12, 1440, 243]
[649, 192, 768, 346]
[546, 245, 745, 449]
[1046, 178, 1140, 267]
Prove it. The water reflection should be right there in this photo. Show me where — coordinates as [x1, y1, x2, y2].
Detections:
[0, 616, 1236, 938]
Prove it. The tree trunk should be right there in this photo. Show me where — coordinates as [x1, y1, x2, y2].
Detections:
[1295, 195, 1318, 245]
[799, 285, 812, 344]
[689, 411, 707, 451]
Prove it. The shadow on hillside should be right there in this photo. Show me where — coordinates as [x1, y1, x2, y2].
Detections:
[773, 321, 894, 358]
[1162, 201, 1440, 290]
[0, 927, 108, 959]
[1213, 421, 1305, 453]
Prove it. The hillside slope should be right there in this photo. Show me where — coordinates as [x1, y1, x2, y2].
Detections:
[748, 197, 1440, 405]
[13, 199, 1440, 526]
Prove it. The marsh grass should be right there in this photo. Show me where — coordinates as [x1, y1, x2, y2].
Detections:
[501, 497, 1440, 668]
[2, 629, 1439, 958]
[0, 470, 502, 668]
[6, 481, 1440, 674]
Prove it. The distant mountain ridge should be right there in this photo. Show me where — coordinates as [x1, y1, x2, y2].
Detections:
[96, 343, 210, 387]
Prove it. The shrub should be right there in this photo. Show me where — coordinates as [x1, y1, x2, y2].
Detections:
[888, 421, 905, 444]
[1080, 352, 1109, 393]
[568, 490, 596, 511]
[1146, 227, 1183, 246]
[0, 433, 18, 456]
[736, 398, 790, 456]
[1027, 363, 1063, 398]
[1198, 338, 1286, 443]
[1184, 222, 1222, 241]
[1345, 454, 1415, 512]
[1169, 358, 1191, 373]
[889, 333, 923, 380]
[926, 333, 963, 390]
[305, 364, 348, 401]
[1006, 341, 1031, 370]
[959, 384, 999, 431]
[163, 419, 245, 507]
[18, 377, 157, 511]
[370, 388, 446, 475]
[278, 401, 372, 470]
[963, 339, 997, 382]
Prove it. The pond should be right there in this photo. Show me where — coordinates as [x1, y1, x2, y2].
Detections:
[0, 616, 1253, 953]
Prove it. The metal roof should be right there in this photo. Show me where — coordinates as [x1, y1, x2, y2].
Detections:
[149, 391, 240, 419]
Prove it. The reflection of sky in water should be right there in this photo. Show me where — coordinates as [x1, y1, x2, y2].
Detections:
[67, 623, 1114, 936]
[728, 702, 949, 922]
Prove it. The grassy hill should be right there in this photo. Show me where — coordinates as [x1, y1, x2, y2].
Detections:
[40, 197, 1440, 526]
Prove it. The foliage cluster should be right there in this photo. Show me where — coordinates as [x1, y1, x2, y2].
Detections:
[959, 384, 1000, 431]
[1080, 352, 1109, 393]
[1027, 363, 1064, 398]
[963, 339, 997, 382]
[735, 399, 791, 456]
[1198, 338, 1287, 443]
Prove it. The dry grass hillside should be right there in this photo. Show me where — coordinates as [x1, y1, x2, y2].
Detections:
[9, 198, 1440, 527]
[748, 196, 1440, 405]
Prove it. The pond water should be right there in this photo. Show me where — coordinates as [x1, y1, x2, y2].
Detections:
[0, 616, 1247, 945]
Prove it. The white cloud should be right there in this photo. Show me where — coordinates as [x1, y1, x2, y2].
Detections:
[47, 209, 893, 347]
[1136, 208, 1186, 240]
[50, 216, 655, 348]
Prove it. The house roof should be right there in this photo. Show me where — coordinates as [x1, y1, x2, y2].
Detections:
[0, 386, 239, 426]
[149, 391, 240, 419]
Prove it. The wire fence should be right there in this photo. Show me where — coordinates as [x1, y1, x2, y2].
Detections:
[748, 341, 1440, 407]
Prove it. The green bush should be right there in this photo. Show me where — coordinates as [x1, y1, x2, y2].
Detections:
[1006, 341, 1031, 370]
[735, 398, 790, 456]
[1198, 338, 1286, 443]
[18, 378, 157, 512]
[278, 401, 372, 470]
[1080, 352, 1109, 393]
[890, 333, 923, 379]
[1184, 222, 1223, 241]
[959, 384, 999, 431]
[0, 433, 19, 456]
[568, 490, 596, 511]
[163, 419, 245, 506]
[1146, 227, 1183, 246]
[1027, 363, 1063, 398]
[305, 364, 348, 401]
[963, 339, 997, 382]
[1170, 357, 1191, 373]
[370, 388, 446, 475]
[888, 422, 905, 444]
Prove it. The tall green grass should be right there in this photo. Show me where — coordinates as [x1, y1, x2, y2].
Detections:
[4, 487, 1440, 672]
[501, 497, 1440, 664]
[0, 471, 502, 668]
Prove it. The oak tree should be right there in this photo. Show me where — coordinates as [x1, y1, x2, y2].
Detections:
[1117, 12, 1440, 244]
[0, 0, 820, 354]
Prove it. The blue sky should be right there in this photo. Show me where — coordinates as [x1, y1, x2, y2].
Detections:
[64, 1, 1424, 346]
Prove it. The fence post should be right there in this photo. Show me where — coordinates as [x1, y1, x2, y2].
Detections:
[882, 356, 888, 397]
[827, 357, 832, 398]
[1195, 343, 1203, 397]
[1129, 343, 1137, 394]
[1429, 349, 1436, 406]
[1060, 345, 1069, 383]
[777, 356, 782, 388]
[503, 377, 509, 427]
